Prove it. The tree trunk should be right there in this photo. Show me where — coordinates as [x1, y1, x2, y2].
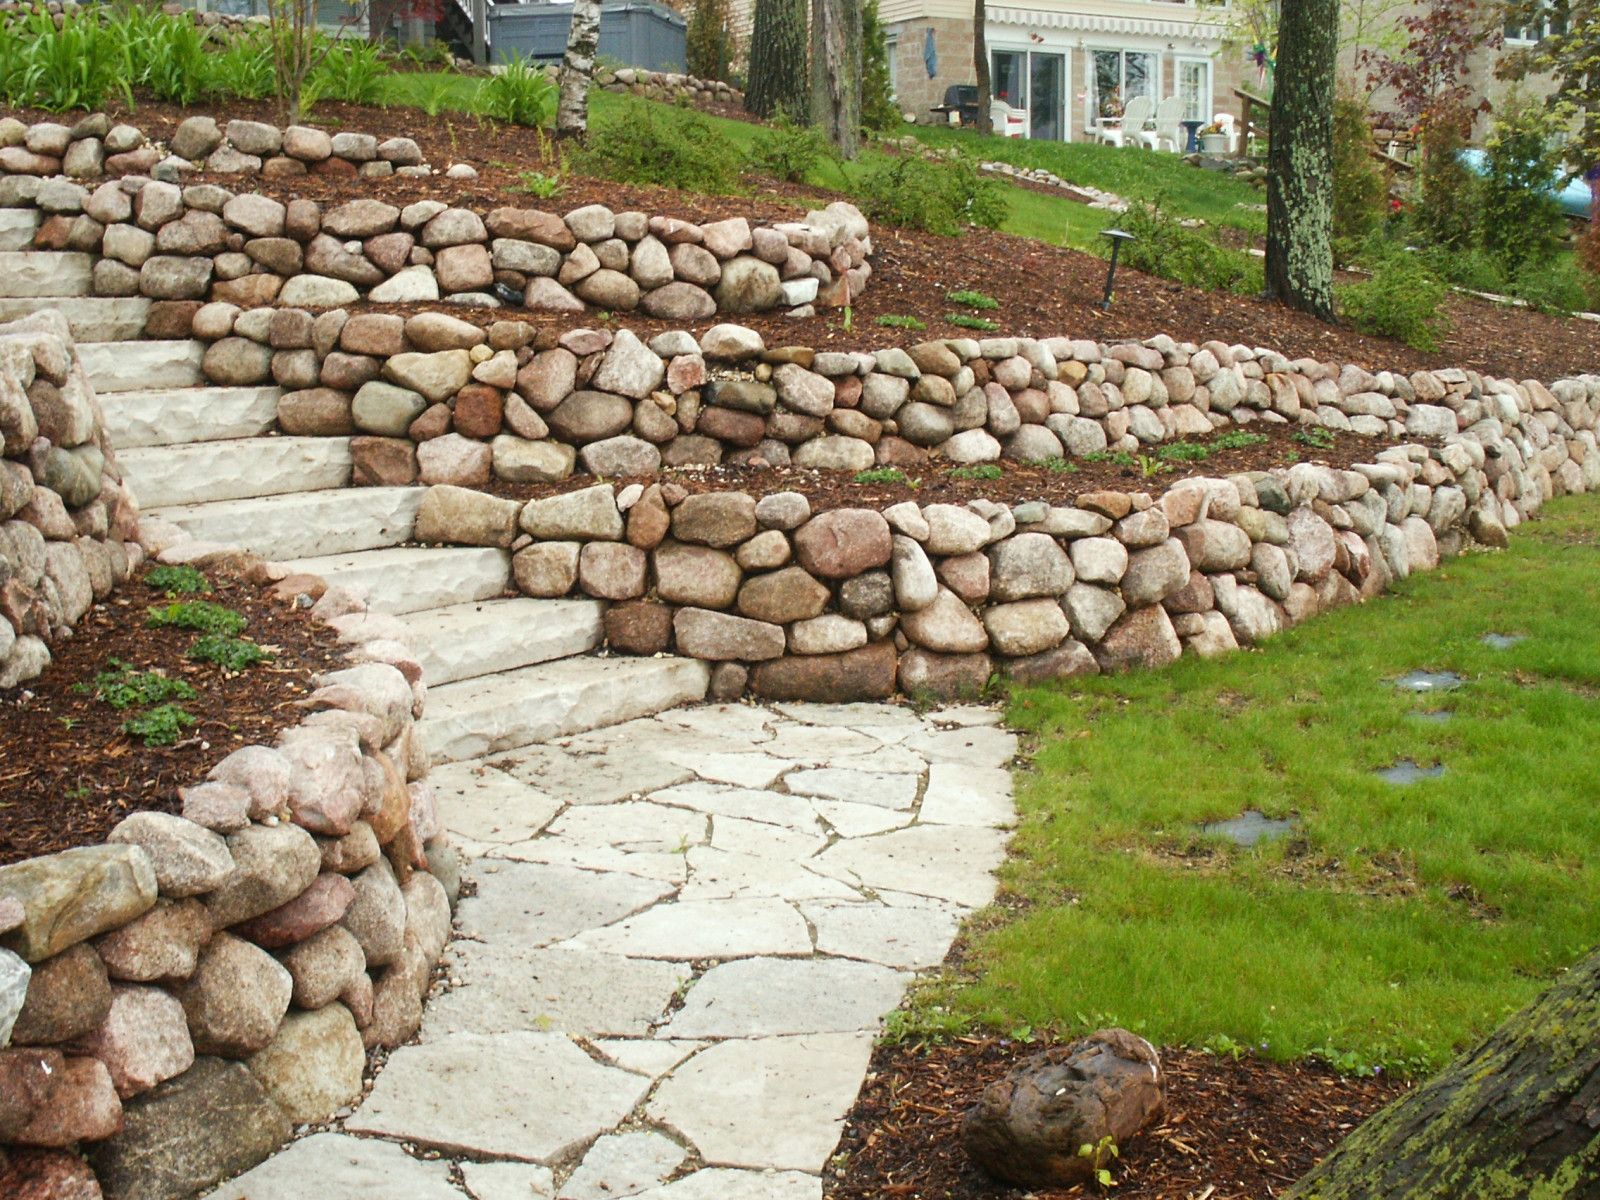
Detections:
[811, 0, 861, 157]
[974, 0, 991, 136]
[1289, 947, 1600, 1199]
[557, 0, 602, 139]
[746, 0, 809, 120]
[1264, 0, 1337, 319]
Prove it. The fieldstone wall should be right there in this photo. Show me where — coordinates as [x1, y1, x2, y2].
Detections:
[410, 368, 1600, 701]
[0, 320, 457, 1197]
[0, 116, 872, 321]
[0, 310, 143, 688]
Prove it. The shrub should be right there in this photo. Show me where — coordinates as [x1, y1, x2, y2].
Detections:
[861, 0, 900, 134]
[1508, 257, 1598, 316]
[1478, 89, 1567, 278]
[477, 52, 558, 127]
[311, 36, 388, 105]
[856, 153, 1005, 236]
[1118, 196, 1264, 295]
[207, 29, 276, 100]
[748, 107, 835, 183]
[685, 0, 733, 82]
[1410, 111, 1478, 252]
[1332, 97, 1387, 263]
[1338, 254, 1450, 351]
[572, 104, 743, 193]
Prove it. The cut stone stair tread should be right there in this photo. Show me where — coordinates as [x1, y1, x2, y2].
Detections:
[0, 209, 41, 252]
[80, 340, 205, 392]
[99, 385, 282, 449]
[118, 437, 353, 509]
[0, 249, 92, 297]
[420, 655, 712, 763]
[147, 486, 424, 561]
[279, 546, 513, 616]
[395, 596, 604, 686]
[0, 296, 150, 341]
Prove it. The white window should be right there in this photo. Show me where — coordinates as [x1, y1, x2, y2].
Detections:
[1177, 58, 1212, 123]
[1506, 0, 1568, 43]
[1089, 48, 1158, 123]
[886, 36, 898, 99]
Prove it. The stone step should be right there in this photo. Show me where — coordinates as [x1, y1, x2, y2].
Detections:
[100, 385, 281, 449]
[0, 296, 150, 342]
[80, 340, 205, 392]
[148, 486, 423, 561]
[279, 546, 512, 616]
[421, 654, 711, 764]
[396, 596, 605, 686]
[0, 209, 40, 252]
[0, 250, 92, 297]
[118, 437, 353, 509]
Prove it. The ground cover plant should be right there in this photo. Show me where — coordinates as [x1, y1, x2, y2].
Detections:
[902, 493, 1600, 1074]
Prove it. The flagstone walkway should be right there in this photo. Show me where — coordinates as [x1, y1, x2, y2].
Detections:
[207, 701, 1017, 1200]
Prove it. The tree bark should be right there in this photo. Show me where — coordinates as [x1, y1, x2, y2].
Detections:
[811, 0, 862, 157]
[1264, 0, 1337, 319]
[746, 0, 809, 120]
[974, 0, 991, 136]
[1289, 947, 1600, 1199]
[557, 0, 602, 139]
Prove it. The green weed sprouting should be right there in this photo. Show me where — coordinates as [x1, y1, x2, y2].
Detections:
[147, 600, 248, 636]
[121, 703, 197, 747]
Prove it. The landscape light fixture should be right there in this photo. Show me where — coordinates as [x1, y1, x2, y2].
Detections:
[1100, 228, 1135, 311]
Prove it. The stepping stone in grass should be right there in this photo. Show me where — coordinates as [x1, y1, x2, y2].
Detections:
[1408, 710, 1454, 724]
[1481, 633, 1526, 649]
[1393, 670, 1465, 692]
[1198, 810, 1297, 848]
[1376, 759, 1446, 785]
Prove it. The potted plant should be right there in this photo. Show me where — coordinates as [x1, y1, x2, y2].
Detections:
[1198, 121, 1230, 155]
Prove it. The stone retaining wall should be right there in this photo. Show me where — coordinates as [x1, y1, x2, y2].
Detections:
[177, 315, 1578, 489]
[1, 313, 457, 1199]
[0, 310, 143, 687]
[410, 368, 1600, 700]
[0, 116, 871, 320]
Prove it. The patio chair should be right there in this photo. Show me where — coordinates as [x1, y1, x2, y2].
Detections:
[1143, 95, 1186, 151]
[990, 99, 1028, 138]
[1093, 95, 1151, 148]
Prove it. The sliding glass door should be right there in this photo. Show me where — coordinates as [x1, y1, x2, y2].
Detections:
[992, 50, 1026, 110]
[1029, 53, 1065, 141]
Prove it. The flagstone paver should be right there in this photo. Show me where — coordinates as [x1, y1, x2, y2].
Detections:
[205, 701, 1016, 1198]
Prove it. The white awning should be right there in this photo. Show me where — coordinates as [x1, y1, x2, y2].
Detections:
[988, 6, 1231, 41]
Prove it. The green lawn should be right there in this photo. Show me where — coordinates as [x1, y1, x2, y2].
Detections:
[366, 72, 1249, 253]
[906, 494, 1600, 1075]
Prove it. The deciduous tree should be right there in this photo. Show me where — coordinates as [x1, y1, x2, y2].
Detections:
[746, 0, 808, 120]
[1501, 0, 1600, 174]
[1264, 0, 1339, 319]
[811, 0, 862, 156]
[974, 0, 991, 136]
[556, 0, 602, 138]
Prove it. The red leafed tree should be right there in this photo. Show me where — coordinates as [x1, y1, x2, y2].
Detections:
[1359, 0, 1502, 130]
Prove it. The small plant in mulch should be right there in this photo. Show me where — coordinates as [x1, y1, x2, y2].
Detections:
[77, 660, 198, 711]
[855, 467, 920, 487]
[145, 565, 212, 596]
[1031, 456, 1078, 474]
[875, 313, 927, 331]
[147, 600, 248, 637]
[947, 464, 1004, 481]
[515, 169, 565, 199]
[1294, 426, 1338, 452]
[121, 703, 198, 748]
[188, 634, 272, 672]
[946, 313, 1001, 332]
[946, 289, 1000, 310]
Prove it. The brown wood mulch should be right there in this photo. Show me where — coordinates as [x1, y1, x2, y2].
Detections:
[5, 98, 1597, 381]
[469, 424, 1407, 512]
[0, 566, 345, 866]
[828, 1038, 1411, 1200]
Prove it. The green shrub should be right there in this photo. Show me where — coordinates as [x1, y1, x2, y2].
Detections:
[856, 153, 1006, 236]
[1508, 257, 1598, 316]
[147, 600, 248, 636]
[685, 0, 733, 83]
[1478, 89, 1567, 278]
[1338, 255, 1450, 352]
[122, 703, 196, 747]
[311, 37, 388, 106]
[1118, 196, 1263, 295]
[189, 634, 271, 672]
[1410, 113, 1478, 252]
[82, 660, 198, 711]
[572, 104, 743, 193]
[861, 0, 900, 134]
[1332, 97, 1387, 264]
[206, 29, 276, 100]
[748, 107, 835, 183]
[477, 53, 558, 126]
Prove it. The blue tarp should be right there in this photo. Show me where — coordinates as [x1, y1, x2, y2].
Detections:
[1459, 148, 1594, 220]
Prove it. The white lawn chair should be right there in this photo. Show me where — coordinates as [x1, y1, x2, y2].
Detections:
[1212, 112, 1240, 154]
[1094, 95, 1151, 148]
[990, 99, 1028, 138]
[1143, 95, 1186, 151]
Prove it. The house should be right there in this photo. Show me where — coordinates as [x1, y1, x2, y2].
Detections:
[878, 0, 1248, 143]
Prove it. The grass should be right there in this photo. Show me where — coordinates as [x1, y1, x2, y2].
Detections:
[908, 494, 1600, 1075]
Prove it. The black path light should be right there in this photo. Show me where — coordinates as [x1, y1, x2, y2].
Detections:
[1099, 228, 1136, 311]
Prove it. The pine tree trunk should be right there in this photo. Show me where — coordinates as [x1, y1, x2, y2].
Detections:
[1264, 0, 1337, 319]
[974, 0, 991, 136]
[1289, 947, 1600, 1199]
[746, 0, 809, 120]
[557, 0, 602, 139]
[811, 0, 861, 157]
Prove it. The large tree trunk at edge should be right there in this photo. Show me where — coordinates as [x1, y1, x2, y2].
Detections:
[811, 0, 862, 157]
[557, 0, 602, 138]
[746, 0, 809, 120]
[1264, 0, 1337, 320]
[973, 0, 991, 137]
[1289, 946, 1600, 1199]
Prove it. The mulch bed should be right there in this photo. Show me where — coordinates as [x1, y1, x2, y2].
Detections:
[828, 1038, 1411, 1200]
[472, 424, 1408, 512]
[0, 566, 346, 866]
[6, 98, 1597, 381]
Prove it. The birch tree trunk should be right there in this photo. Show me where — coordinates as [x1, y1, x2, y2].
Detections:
[1289, 946, 1600, 1198]
[746, 0, 809, 120]
[974, 0, 991, 136]
[1264, 0, 1337, 319]
[811, 0, 862, 157]
[557, 0, 602, 139]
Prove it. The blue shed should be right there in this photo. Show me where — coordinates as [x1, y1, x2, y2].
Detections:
[487, 0, 686, 71]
